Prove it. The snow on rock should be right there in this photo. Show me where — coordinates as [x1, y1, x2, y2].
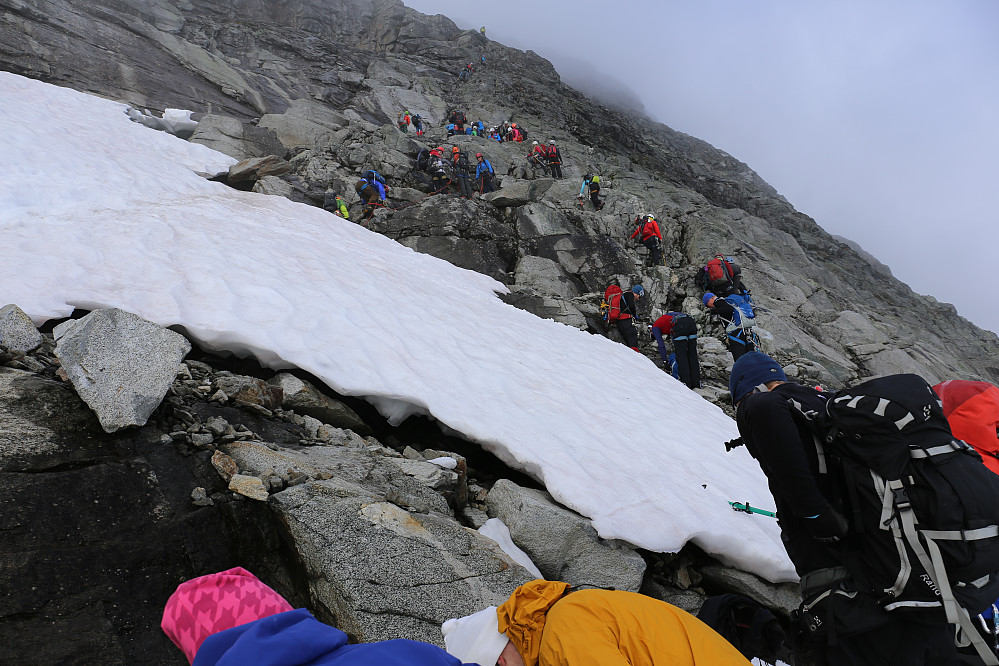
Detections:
[0, 72, 796, 582]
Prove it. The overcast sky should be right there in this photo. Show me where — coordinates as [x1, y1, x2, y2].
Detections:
[404, 0, 999, 337]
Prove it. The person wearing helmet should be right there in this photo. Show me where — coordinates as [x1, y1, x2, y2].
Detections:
[475, 153, 495, 193]
[412, 113, 423, 136]
[451, 149, 474, 199]
[630, 214, 663, 266]
[546, 140, 563, 179]
[527, 141, 548, 177]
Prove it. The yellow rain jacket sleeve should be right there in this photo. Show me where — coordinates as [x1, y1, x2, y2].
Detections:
[498, 580, 751, 666]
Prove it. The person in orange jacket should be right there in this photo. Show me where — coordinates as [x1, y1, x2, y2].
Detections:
[934, 379, 999, 475]
[442, 580, 751, 666]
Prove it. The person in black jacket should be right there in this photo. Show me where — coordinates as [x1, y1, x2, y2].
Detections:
[730, 352, 958, 666]
[703, 292, 756, 361]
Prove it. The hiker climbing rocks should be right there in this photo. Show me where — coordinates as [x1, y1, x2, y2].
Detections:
[475, 153, 495, 194]
[397, 111, 410, 133]
[412, 113, 424, 136]
[728, 353, 966, 666]
[527, 141, 549, 177]
[699, 254, 748, 297]
[355, 173, 386, 222]
[442, 579, 751, 666]
[603, 284, 643, 351]
[579, 173, 603, 210]
[631, 214, 664, 266]
[480, 26, 486, 37]
[451, 148, 474, 198]
[546, 139, 563, 179]
[429, 154, 449, 194]
[448, 110, 466, 133]
[650, 312, 700, 389]
[703, 292, 756, 361]
[163, 568, 470, 666]
[322, 190, 349, 220]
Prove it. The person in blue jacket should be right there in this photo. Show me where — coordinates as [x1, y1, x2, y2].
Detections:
[355, 174, 387, 222]
[475, 152, 495, 193]
[162, 568, 475, 666]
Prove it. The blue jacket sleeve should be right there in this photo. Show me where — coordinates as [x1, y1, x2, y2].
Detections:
[193, 609, 473, 666]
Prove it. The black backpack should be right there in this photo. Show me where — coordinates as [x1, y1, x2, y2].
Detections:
[697, 594, 787, 665]
[416, 148, 429, 172]
[790, 375, 999, 664]
[456, 151, 471, 174]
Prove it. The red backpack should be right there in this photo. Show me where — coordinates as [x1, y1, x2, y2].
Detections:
[703, 255, 741, 292]
[602, 285, 632, 322]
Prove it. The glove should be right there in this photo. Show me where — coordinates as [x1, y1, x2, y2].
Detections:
[805, 509, 848, 543]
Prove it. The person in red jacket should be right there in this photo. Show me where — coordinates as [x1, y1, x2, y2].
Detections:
[933, 380, 999, 475]
[631, 214, 663, 266]
[651, 312, 700, 389]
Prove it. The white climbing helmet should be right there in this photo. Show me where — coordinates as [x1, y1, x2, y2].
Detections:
[533, 140, 538, 145]
[549, 139, 555, 144]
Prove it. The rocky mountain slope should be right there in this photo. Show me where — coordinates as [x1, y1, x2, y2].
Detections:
[2, 0, 998, 662]
[6, 0, 995, 389]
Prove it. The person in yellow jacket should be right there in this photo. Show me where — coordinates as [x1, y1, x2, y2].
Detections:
[442, 580, 750, 666]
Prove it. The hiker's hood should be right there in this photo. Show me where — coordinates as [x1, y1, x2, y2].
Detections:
[935, 380, 999, 473]
[497, 580, 569, 666]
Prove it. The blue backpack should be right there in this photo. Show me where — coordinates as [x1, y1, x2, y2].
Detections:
[724, 294, 755, 329]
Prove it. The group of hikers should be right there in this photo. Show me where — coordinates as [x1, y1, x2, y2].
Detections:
[414, 145, 496, 196]
[601, 213, 760, 391]
[397, 111, 424, 135]
[526, 140, 563, 178]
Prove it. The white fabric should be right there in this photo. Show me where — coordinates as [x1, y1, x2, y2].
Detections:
[442, 606, 507, 666]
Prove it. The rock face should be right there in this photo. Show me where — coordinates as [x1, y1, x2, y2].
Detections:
[53, 309, 192, 432]
[4, 0, 999, 659]
[0, 304, 43, 354]
[0, 367, 255, 665]
[485, 479, 647, 592]
[7, 0, 994, 388]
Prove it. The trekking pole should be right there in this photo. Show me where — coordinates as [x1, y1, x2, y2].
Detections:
[729, 501, 777, 518]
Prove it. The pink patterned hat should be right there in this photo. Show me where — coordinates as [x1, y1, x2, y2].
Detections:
[161, 567, 293, 663]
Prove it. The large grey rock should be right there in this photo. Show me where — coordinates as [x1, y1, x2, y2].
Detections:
[259, 100, 347, 150]
[53, 309, 191, 433]
[699, 565, 800, 616]
[228, 155, 293, 184]
[513, 256, 581, 299]
[483, 179, 554, 207]
[268, 372, 370, 434]
[485, 479, 646, 591]
[273, 483, 532, 645]
[219, 437, 534, 645]
[0, 304, 43, 354]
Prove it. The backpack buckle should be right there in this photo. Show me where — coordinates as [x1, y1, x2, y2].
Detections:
[892, 486, 911, 511]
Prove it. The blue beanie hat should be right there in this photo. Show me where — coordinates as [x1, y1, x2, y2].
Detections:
[729, 352, 786, 405]
[632, 285, 645, 297]
[702, 292, 715, 306]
